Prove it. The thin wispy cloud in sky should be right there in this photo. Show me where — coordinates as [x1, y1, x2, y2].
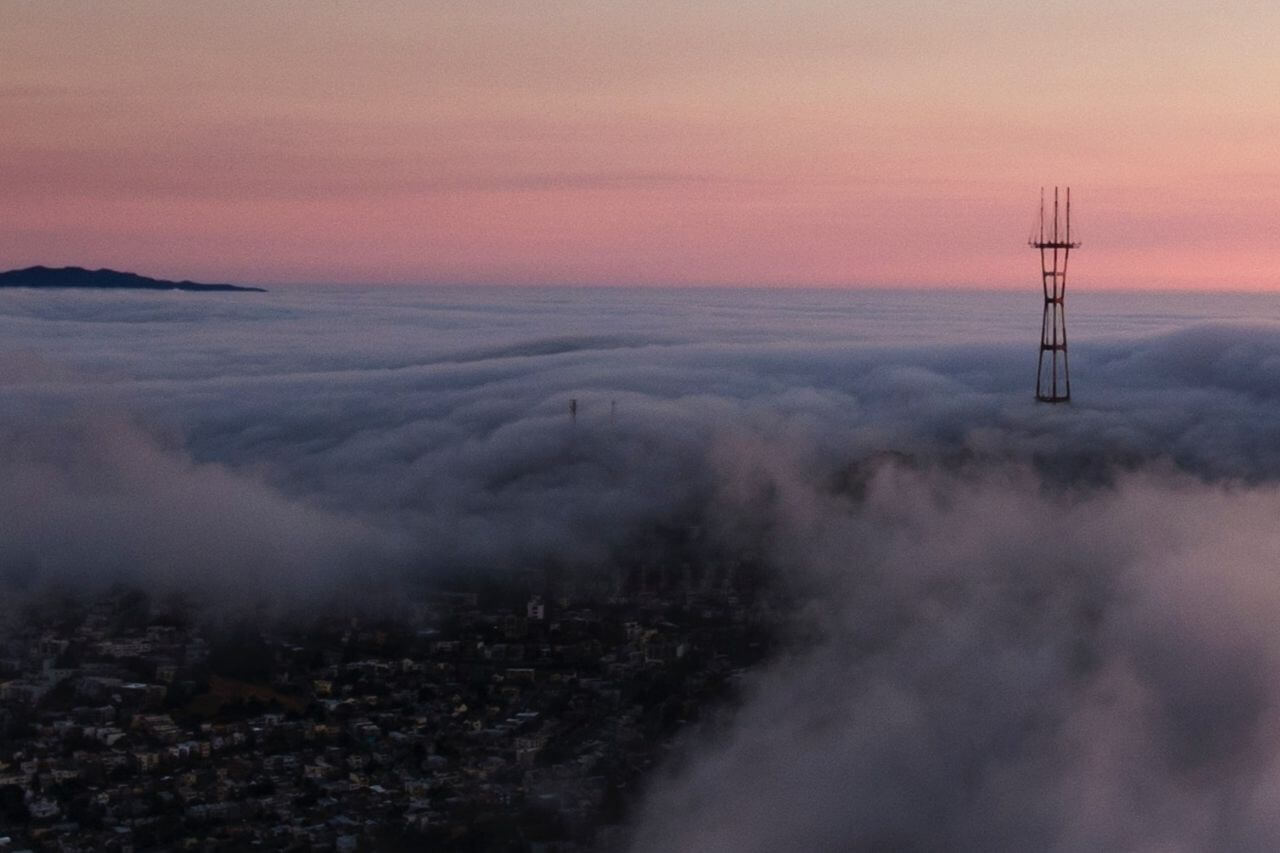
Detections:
[4, 2, 1280, 286]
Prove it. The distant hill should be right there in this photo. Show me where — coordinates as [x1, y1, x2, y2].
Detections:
[0, 266, 266, 293]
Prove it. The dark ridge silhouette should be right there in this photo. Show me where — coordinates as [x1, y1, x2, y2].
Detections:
[0, 266, 266, 292]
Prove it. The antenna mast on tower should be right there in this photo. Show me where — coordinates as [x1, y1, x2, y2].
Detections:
[1029, 186, 1079, 403]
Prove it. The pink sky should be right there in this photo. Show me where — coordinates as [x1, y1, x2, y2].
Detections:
[4, 2, 1280, 289]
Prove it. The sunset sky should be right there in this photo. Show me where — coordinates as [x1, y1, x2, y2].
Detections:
[4, 1, 1280, 289]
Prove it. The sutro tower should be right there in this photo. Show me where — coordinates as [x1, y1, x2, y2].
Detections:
[1030, 186, 1079, 403]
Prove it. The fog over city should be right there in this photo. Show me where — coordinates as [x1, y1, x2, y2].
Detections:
[5, 285, 1280, 849]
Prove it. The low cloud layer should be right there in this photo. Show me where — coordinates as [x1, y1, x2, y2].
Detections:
[5, 285, 1280, 847]
[630, 463, 1280, 851]
[0, 402, 390, 604]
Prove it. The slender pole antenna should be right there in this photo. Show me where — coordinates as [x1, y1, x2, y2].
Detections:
[1039, 187, 1045, 243]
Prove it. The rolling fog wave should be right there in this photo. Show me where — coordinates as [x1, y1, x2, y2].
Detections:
[4, 285, 1280, 849]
